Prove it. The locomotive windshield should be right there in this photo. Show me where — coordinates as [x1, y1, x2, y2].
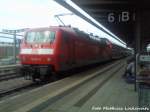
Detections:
[25, 31, 55, 43]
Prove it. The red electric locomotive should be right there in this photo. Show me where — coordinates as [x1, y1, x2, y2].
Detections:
[19, 26, 112, 81]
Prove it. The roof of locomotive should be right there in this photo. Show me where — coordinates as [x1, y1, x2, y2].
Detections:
[25, 26, 112, 44]
[25, 26, 75, 33]
[25, 26, 90, 39]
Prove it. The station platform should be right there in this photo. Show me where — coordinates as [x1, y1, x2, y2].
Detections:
[73, 67, 138, 112]
[0, 59, 146, 112]
[41, 61, 138, 112]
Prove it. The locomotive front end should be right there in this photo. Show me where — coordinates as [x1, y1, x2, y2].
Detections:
[19, 29, 56, 81]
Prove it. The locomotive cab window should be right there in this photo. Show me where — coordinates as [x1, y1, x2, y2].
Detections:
[25, 31, 55, 43]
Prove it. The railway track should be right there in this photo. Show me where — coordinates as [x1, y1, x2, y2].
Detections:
[0, 78, 46, 100]
[0, 64, 22, 81]
[0, 81, 33, 98]
[0, 73, 22, 81]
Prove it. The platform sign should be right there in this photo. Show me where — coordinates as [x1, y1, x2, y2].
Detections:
[140, 55, 150, 62]
[107, 11, 135, 23]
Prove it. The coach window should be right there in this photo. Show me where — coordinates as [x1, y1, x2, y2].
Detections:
[101, 39, 107, 46]
[106, 40, 109, 45]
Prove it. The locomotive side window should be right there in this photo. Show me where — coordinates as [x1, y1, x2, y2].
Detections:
[26, 31, 55, 43]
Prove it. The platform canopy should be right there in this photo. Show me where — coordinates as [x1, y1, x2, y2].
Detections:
[55, 0, 150, 50]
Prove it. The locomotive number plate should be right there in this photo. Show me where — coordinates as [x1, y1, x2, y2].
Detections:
[32, 49, 38, 54]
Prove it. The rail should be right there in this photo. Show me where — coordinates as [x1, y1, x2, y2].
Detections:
[0, 64, 21, 81]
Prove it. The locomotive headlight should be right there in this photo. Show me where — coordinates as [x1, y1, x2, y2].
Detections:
[47, 58, 51, 61]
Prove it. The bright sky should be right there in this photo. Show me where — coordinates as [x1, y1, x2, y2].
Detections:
[0, 0, 57, 29]
[0, 0, 126, 47]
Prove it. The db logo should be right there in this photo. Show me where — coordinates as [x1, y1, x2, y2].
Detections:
[32, 49, 38, 54]
[35, 44, 38, 47]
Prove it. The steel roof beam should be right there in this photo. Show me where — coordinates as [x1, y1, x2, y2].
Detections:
[71, 0, 129, 5]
